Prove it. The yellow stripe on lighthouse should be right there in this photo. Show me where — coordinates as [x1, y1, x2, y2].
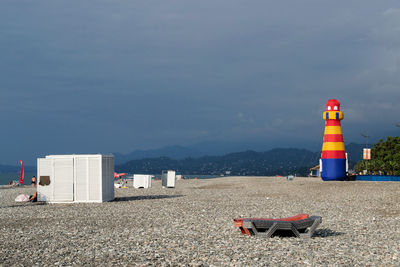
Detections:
[322, 142, 345, 151]
[324, 126, 343, 135]
[323, 111, 343, 120]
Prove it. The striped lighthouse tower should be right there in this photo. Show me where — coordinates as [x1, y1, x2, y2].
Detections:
[321, 99, 346, 181]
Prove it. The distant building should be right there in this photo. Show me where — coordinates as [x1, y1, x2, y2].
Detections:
[309, 165, 320, 177]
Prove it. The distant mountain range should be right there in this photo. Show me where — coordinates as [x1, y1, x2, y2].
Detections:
[0, 143, 365, 176]
[114, 142, 364, 165]
[116, 143, 365, 177]
[113, 140, 302, 164]
[116, 148, 318, 176]
[113, 145, 203, 164]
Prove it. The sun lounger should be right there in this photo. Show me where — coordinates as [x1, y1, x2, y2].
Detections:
[234, 213, 322, 238]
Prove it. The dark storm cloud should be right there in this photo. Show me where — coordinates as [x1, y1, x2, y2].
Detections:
[1, 1, 400, 164]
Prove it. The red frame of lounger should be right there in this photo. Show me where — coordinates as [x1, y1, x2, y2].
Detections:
[234, 214, 309, 235]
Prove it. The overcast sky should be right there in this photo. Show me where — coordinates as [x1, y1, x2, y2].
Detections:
[1, 1, 400, 164]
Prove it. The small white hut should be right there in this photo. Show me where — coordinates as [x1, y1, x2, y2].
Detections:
[162, 170, 176, 188]
[133, 174, 152, 189]
[37, 154, 114, 203]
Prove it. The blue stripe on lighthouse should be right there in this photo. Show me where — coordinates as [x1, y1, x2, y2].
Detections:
[321, 159, 346, 181]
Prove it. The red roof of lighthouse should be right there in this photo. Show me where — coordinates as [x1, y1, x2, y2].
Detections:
[326, 99, 340, 111]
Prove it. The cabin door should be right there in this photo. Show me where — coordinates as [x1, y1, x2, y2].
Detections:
[37, 158, 52, 202]
[53, 158, 74, 202]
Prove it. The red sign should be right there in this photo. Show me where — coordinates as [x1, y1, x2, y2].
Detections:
[363, 149, 371, 160]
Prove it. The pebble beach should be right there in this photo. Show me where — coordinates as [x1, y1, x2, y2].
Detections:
[1, 177, 400, 266]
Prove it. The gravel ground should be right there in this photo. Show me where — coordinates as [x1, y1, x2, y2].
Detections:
[1, 177, 400, 266]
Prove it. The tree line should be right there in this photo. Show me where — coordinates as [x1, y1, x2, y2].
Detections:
[355, 136, 400, 175]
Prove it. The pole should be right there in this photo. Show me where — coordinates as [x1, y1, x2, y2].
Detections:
[361, 132, 370, 174]
[366, 135, 368, 174]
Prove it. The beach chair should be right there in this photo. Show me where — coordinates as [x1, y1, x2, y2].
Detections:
[234, 213, 322, 238]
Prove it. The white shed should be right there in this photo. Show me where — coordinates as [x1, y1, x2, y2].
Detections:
[37, 154, 114, 203]
[133, 174, 152, 189]
[162, 170, 176, 188]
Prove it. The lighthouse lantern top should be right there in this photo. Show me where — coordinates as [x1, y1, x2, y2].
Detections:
[326, 99, 340, 111]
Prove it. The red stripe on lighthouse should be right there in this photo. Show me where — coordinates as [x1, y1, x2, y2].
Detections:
[323, 134, 344, 142]
[325, 120, 341, 126]
[321, 150, 346, 159]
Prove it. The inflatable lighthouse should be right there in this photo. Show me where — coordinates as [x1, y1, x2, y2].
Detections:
[321, 99, 347, 181]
